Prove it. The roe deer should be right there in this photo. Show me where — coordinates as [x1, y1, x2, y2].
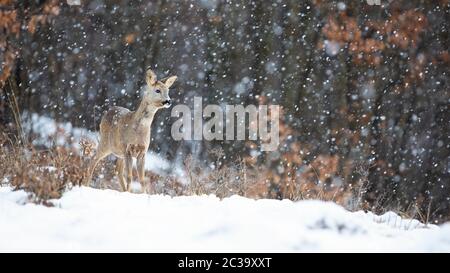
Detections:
[84, 68, 177, 193]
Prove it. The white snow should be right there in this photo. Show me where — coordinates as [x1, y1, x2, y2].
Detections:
[1, 186, 449, 252]
[22, 112, 97, 148]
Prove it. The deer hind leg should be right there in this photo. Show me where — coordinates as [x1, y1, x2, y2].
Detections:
[137, 151, 146, 194]
[116, 158, 127, 192]
[85, 144, 109, 187]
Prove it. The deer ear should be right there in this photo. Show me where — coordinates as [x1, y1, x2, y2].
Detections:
[146, 69, 157, 86]
[163, 76, 177, 88]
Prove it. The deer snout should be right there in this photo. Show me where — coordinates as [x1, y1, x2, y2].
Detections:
[163, 99, 172, 107]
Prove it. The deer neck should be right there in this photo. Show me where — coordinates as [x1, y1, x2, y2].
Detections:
[133, 97, 159, 128]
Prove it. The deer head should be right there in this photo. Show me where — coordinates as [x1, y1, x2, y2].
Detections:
[144, 68, 177, 109]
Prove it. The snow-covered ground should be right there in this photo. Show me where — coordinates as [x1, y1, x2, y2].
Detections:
[1, 186, 449, 252]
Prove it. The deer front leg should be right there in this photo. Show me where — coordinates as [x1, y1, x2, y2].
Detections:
[137, 153, 146, 194]
[125, 152, 133, 192]
[116, 158, 127, 192]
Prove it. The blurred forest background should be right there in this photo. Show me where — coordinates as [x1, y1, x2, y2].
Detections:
[0, 0, 449, 222]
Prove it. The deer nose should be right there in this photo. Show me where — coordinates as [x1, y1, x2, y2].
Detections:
[163, 99, 172, 105]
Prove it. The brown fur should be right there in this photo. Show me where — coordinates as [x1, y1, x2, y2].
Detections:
[84, 69, 177, 193]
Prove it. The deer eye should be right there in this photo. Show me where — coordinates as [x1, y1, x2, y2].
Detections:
[155, 89, 161, 93]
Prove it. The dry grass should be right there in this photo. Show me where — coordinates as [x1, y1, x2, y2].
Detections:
[182, 148, 255, 199]
[1, 134, 83, 205]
